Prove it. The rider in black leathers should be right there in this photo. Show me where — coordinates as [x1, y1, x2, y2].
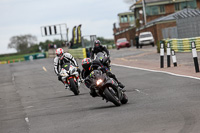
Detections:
[81, 58, 125, 97]
[91, 40, 109, 59]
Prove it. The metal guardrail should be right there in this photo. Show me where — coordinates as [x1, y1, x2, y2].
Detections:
[0, 59, 24, 64]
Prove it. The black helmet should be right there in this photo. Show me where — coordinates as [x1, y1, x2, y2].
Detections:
[94, 40, 101, 47]
[82, 58, 91, 70]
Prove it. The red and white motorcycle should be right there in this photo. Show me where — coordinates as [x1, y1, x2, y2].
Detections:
[60, 63, 80, 95]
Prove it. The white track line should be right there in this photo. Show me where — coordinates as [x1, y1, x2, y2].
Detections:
[135, 89, 148, 95]
[112, 63, 200, 81]
[25, 117, 29, 123]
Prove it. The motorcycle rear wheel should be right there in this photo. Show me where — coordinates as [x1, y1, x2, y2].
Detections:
[104, 88, 121, 106]
[69, 78, 79, 95]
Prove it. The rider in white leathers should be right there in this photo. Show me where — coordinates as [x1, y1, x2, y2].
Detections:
[54, 48, 81, 89]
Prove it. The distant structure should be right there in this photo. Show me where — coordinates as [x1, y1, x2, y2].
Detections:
[113, 12, 135, 43]
[113, 0, 200, 45]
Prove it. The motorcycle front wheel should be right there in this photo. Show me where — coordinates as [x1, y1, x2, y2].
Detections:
[69, 78, 79, 95]
[104, 87, 121, 106]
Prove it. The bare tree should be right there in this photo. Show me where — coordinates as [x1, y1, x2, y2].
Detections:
[8, 34, 37, 52]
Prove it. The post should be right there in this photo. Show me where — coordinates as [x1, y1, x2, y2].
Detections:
[131, 39, 133, 47]
[160, 43, 164, 68]
[142, 0, 147, 25]
[66, 28, 69, 42]
[191, 41, 199, 73]
[167, 43, 171, 67]
[81, 37, 85, 48]
[171, 50, 177, 67]
[59, 25, 63, 41]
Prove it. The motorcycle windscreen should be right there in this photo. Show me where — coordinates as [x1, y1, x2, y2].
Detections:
[62, 63, 71, 71]
[96, 52, 104, 60]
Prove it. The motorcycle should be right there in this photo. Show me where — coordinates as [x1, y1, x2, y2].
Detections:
[59, 63, 80, 95]
[94, 52, 110, 67]
[87, 69, 128, 106]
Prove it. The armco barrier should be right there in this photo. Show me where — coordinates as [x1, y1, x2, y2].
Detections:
[164, 37, 200, 52]
[0, 59, 24, 64]
[24, 53, 46, 61]
[68, 48, 86, 59]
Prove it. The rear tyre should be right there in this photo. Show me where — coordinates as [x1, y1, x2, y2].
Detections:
[69, 78, 79, 95]
[104, 88, 121, 106]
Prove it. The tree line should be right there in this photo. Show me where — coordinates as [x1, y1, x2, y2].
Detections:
[7, 34, 114, 54]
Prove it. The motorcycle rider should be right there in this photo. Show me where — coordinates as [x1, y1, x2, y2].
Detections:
[91, 40, 110, 67]
[81, 58, 125, 97]
[54, 48, 81, 89]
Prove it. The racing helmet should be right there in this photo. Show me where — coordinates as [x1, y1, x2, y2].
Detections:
[82, 58, 91, 70]
[94, 40, 101, 47]
[56, 48, 64, 57]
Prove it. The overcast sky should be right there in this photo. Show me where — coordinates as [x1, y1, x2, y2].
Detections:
[0, 0, 131, 54]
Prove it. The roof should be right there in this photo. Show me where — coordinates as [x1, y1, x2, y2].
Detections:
[130, 0, 190, 10]
[135, 0, 187, 4]
[141, 0, 169, 4]
[146, 8, 200, 26]
[118, 12, 134, 16]
[173, 8, 200, 19]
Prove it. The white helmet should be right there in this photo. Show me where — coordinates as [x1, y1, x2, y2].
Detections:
[56, 48, 64, 57]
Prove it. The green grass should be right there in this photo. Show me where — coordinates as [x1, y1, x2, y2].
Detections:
[0, 52, 41, 61]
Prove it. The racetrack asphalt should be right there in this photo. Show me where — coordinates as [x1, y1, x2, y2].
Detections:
[1, 46, 200, 133]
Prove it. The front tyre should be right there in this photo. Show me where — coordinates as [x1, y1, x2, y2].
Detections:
[104, 88, 121, 106]
[69, 78, 79, 95]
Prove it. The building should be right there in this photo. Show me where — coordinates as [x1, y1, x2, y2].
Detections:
[137, 8, 200, 42]
[131, 0, 199, 24]
[113, 12, 135, 34]
[113, 0, 200, 45]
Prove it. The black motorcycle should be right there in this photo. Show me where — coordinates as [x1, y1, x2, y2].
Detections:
[94, 52, 110, 68]
[87, 69, 128, 106]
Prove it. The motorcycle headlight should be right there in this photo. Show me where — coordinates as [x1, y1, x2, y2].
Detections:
[69, 68, 76, 74]
[96, 79, 103, 86]
[60, 73, 68, 77]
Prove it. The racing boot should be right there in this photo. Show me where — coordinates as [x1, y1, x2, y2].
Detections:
[90, 88, 98, 97]
[65, 84, 70, 89]
[118, 82, 125, 89]
[107, 71, 124, 88]
[78, 77, 84, 83]
[80, 78, 84, 83]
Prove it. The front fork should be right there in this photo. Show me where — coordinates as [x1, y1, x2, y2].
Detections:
[64, 76, 80, 86]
